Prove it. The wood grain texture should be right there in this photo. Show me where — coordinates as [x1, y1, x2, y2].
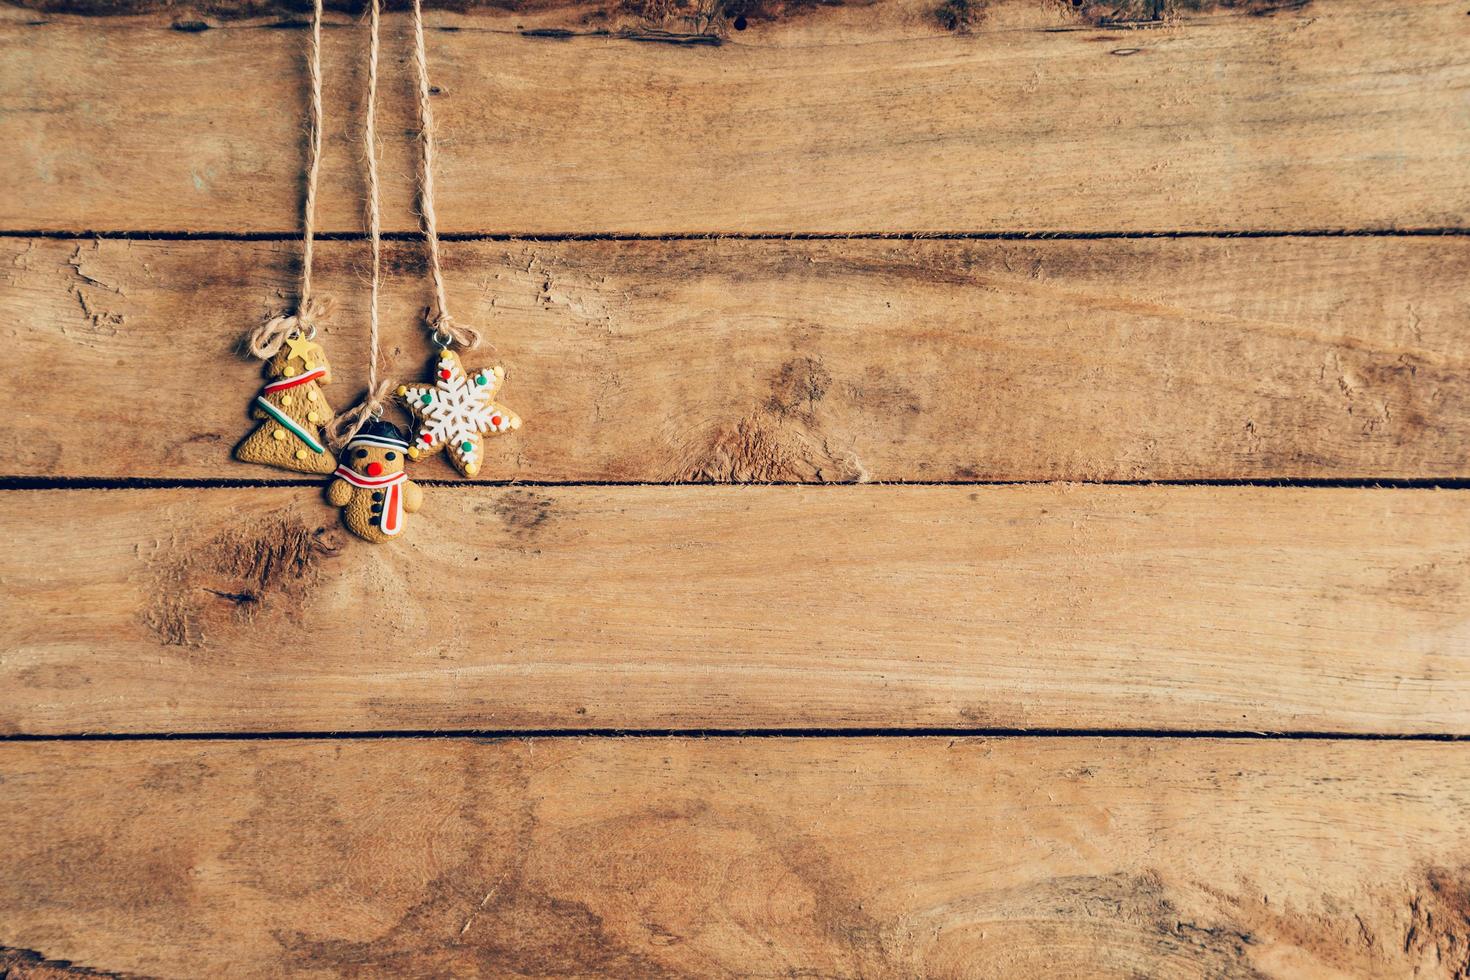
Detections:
[5, 736, 1470, 977]
[6, 236, 1468, 482]
[2, 484, 1467, 734]
[3, 0, 1469, 234]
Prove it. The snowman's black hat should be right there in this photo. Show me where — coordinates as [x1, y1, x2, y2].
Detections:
[348, 417, 410, 451]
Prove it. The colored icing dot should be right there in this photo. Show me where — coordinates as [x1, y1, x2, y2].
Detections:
[421, 433, 434, 444]
[295, 449, 308, 460]
[272, 429, 287, 441]
[307, 412, 320, 423]
[475, 375, 486, 386]
[421, 393, 433, 405]
[280, 394, 293, 406]
[439, 369, 452, 380]
[283, 366, 298, 377]
[307, 390, 318, 402]
[460, 440, 473, 452]
[491, 415, 502, 427]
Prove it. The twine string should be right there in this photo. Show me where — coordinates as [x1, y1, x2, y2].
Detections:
[247, 0, 329, 358]
[326, 0, 390, 450]
[300, 0, 324, 309]
[410, 0, 480, 350]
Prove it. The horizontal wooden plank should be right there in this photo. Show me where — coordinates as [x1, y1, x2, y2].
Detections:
[2, 485, 1467, 734]
[3, 737, 1470, 976]
[5, 236, 1468, 482]
[3, 0, 1468, 234]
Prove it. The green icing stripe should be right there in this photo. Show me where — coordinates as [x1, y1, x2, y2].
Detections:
[255, 397, 326, 454]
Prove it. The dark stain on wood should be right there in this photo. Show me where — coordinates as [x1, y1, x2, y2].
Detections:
[766, 355, 832, 418]
[491, 489, 556, 539]
[142, 510, 340, 647]
[1404, 866, 1470, 976]
[4, 0, 1310, 29]
[934, 0, 984, 32]
[1070, 0, 1311, 27]
[0, 946, 142, 979]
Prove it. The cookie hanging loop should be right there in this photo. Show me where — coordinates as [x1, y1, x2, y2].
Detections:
[428, 310, 482, 351]
[245, 295, 331, 359]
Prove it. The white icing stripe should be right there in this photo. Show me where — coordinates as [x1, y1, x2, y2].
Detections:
[348, 435, 409, 450]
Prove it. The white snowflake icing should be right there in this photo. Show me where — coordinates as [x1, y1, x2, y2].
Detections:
[398, 350, 521, 476]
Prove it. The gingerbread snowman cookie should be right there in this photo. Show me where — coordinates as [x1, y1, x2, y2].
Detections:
[326, 419, 424, 542]
[236, 336, 338, 475]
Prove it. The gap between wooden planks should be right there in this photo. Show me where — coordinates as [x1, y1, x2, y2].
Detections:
[2, 484, 1466, 735]
[2, 0, 1468, 234]
[4, 236, 1467, 483]
[3, 736, 1470, 977]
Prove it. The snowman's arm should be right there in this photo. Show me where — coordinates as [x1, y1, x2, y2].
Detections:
[403, 480, 424, 513]
[326, 478, 352, 507]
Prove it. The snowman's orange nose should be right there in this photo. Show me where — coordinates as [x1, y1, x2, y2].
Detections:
[365, 461, 384, 477]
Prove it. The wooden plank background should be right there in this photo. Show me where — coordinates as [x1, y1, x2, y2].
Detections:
[2, 0, 1469, 234]
[2, 0, 1468, 974]
[3, 484, 1469, 735]
[4, 236, 1468, 482]
[6, 737, 1470, 978]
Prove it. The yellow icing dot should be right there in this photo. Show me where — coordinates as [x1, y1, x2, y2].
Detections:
[283, 366, 298, 378]
[295, 449, 308, 460]
[307, 411, 320, 423]
[464, 462, 479, 476]
[307, 390, 319, 402]
[280, 394, 293, 406]
[396, 385, 408, 396]
[272, 429, 287, 441]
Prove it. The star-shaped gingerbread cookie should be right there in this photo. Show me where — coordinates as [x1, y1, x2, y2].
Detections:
[397, 349, 522, 477]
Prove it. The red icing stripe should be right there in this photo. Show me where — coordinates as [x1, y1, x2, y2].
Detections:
[382, 483, 402, 535]
[262, 367, 327, 393]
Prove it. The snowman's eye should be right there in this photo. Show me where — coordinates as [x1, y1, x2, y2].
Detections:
[385, 452, 397, 461]
[355, 449, 369, 459]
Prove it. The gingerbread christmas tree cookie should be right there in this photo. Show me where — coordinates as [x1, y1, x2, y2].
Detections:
[397, 348, 521, 477]
[236, 336, 338, 474]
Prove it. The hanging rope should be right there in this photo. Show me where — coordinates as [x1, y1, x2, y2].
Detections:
[410, 0, 480, 350]
[247, 0, 330, 358]
[326, 0, 392, 449]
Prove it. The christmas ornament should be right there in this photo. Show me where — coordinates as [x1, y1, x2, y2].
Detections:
[393, 0, 525, 477]
[326, 419, 423, 542]
[322, 0, 406, 537]
[235, 336, 337, 473]
[235, 0, 338, 476]
[398, 349, 521, 477]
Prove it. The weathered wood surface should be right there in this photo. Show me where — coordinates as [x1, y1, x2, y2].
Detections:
[5, 737, 1470, 977]
[3, 485, 1467, 734]
[3, 0, 1468, 234]
[6, 236, 1468, 482]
